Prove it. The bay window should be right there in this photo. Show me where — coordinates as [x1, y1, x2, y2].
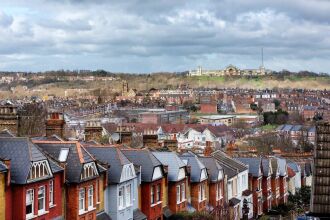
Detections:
[118, 186, 124, 209]
[156, 184, 161, 202]
[199, 183, 206, 202]
[176, 185, 181, 204]
[181, 183, 185, 201]
[79, 188, 85, 213]
[126, 184, 131, 206]
[88, 185, 93, 210]
[151, 186, 155, 204]
[38, 186, 45, 214]
[49, 180, 54, 206]
[26, 189, 34, 218]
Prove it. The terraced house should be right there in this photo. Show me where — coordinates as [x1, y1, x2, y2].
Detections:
[33, 141, 108, 220]
[152, 152, 188, 215]
[85, 146, 140, 220]
[0, 138, 64, 220]
[122, 149, 165, 220]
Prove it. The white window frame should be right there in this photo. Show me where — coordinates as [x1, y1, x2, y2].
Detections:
[81, 162, 98, 180]
[29, 160, 52, 181]
[151, 185, 155, 204]
[79, 188, 85, 214]
[126, 184, 131, 206]
[176, 185, 181, 204]
[38, 186, 46, 214]
[26, 189, 34, 218]
[88, 185, 93, 210]
[49, 180, 54, 206]
[118, 186, 124, 209]
[181, 183, 185, 202]
[156, 184, 161, 202]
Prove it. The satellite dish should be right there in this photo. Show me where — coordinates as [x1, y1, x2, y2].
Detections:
[111, 133, 120, 142]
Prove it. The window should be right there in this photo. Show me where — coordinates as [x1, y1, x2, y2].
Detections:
[119, 186, 124, 208]
[81, 162, 98, 180]
[26, 189, 34, 218]
[38, 186, 45, 214]
[49, 180, 54, 206]
[151, 186, 155, 204]
[29, 160, 51, 181]
[217, 183, 222, 200]
[79, 188, 85, 213]
[176, 185, 181, 204]
[126, 184, 131, 206]
[58, 148, 69, 162]
[156, 184, 161, 202]
[181, 183, 185, 201]
[199, 184, 206, 201]
[88, 186, 93, 209]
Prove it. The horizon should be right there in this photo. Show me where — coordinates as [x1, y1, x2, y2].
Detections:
[0, 0, 329, 73]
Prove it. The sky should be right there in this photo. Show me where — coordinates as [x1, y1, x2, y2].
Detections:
[0, 0, 329, 73]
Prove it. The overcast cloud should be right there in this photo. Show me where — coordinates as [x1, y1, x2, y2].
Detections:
[0, 0, 329, 73]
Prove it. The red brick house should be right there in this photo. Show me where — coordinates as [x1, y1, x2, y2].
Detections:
[237, 158, 263, 218]
[261, 159, 273, 212]
[152, 152, 188, 214]
[270, 158, 281, 207]
[198, 156, 225, 209]
[277, 158, 288, 205]
[122, 149, 165, 220]
[179, 152, 209, 212]
[0, 137, 64, 220]
[33, 141, 108, 220]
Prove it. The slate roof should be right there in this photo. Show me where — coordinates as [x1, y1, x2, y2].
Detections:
[96, 211, 112, 220]
[212, 150, 248, 179]
[270, 157, 280, 177]
[198, 156, 223, 183]
[287, 160, 301, 174]
[34, 141, 96, 183]
[152, 151, 186, 182]
[85, 146, 131, 184]
[276, 157, 288, 177]
[0, 138, 53, 184]
[0, 129, 15, 137]
[0, 160, 7, 172]
[31, 135, 64, 142]
[261, 158, 272, 177]
[133, 209, 147, 220]
[236, 158, 262, 177]
[179, 152, 207, 183]
[121, 149, 162, 182]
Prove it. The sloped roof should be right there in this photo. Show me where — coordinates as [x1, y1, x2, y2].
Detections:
[212, 150, 248, 174]
[121, 149, 162, 182]
[0, 160, 7, 172]
[179, 152, 207, 183]
[236, 158, 262, 177]
[270, 157, 280, 177]
[152, 151, 186, 182]
[261, 158, 272, 177]
[34, 141, 95, 183]
[0, 129, 15, 138]
[133, 209, 147, 220]
[86, 146, 131, 184]
[198, 156, 223, 183]
[0, 138, 49, 184]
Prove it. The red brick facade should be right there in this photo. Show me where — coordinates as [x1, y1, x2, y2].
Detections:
[200, 103, 217, 114]
[279, 176, 288, 204]
[208, 181, 224, 208]
[168, 179, 187, 214]
[7, 173, 63, 220]
[66, 179, 98, 220]
[262, 176, 272, 212]
[140, 178, 163, 220]
[190, 180, 208, 211]
[271, 176, 280, 207]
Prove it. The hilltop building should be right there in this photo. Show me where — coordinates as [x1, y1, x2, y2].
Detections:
[189, 65, 270, 77]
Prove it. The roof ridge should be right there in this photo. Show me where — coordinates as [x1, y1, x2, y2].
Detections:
[76, 142, 84, 163]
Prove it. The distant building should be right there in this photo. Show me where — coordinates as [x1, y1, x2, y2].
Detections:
[189, 65, 270, 77]
[0, 102, 19, 136]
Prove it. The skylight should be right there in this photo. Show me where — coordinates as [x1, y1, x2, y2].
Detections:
[58, 148, 69, 162]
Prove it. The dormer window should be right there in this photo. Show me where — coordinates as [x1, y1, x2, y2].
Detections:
[28, 160, 52, 181]
[58, 148, 69, 162]
[81, 162, 98, 180]
[120, 164, 135, 182]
